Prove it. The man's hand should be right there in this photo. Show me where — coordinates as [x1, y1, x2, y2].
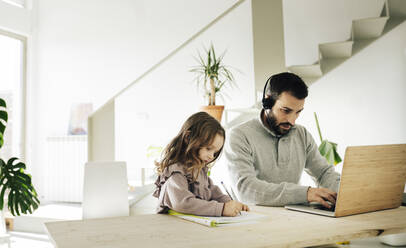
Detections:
[307, 187, 337, 208]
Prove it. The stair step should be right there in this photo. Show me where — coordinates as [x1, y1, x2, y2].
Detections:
[288, 64, 322, 78]
[319, 41, 353, 58]
[353, 17, 389, 40]
[320, 58, 347, 75]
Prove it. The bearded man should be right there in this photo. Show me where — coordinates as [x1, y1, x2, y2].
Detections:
[225, 72, 340, 209]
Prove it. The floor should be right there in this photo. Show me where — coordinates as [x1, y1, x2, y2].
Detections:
[8, 231, 53, 248]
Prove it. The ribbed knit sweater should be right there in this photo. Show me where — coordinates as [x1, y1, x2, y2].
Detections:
[225, 112, 340, 206]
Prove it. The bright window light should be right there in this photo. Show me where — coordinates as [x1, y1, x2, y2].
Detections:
[1, 0, 25, 8]
[0, 34, 24, 160]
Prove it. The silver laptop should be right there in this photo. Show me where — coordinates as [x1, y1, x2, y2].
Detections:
[285, 144, 406, 217]
[82, 161, 129, 219]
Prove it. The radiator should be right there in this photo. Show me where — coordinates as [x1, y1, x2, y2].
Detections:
[45, 136, 87, 202]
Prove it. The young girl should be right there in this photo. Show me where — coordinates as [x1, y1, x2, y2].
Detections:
[153, 111, 249, 217]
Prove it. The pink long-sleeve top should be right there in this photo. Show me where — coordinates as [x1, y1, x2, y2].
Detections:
[153, 163, 231, 216]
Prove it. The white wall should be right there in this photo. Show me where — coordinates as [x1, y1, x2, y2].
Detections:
[283, 0, 385, 66]
[297, 20, 406, 175]
[0, 0, 32, 35]
[21, 0, 405, 195]
[31, 0, 254, 190]
[34, 0, 237, 135]
[252, 0, 286, 94]
[115, 1, 255, 184]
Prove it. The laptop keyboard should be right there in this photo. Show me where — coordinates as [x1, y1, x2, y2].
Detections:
[314, 204, 335, 212]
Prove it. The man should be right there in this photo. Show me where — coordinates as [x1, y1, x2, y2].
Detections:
[225, 72, 340, 208]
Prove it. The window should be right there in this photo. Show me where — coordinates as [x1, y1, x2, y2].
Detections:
[1, 0, 25, 8]
[0, 33, 25, 160]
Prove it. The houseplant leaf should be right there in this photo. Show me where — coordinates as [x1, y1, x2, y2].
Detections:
[0, 98, 7, 149]
[0, 157, 40, 215]
[0, 98, 40, 216]
[314, 112, 342, 166]
[190, 44, 236, 106]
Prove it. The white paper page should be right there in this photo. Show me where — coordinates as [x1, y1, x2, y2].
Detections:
[204, 211, 268, 225]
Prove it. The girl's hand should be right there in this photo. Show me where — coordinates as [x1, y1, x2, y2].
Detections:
[222, 200, 249, 216]
[223, 200, 242, 216]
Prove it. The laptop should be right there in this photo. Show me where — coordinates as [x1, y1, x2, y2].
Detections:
[82, 161, 129, 219]
[285, 144, 406, 217]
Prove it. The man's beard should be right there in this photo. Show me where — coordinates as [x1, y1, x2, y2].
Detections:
[266, 110, 293, 136]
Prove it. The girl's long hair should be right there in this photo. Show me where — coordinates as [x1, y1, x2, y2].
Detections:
[156, 111, 225, 180]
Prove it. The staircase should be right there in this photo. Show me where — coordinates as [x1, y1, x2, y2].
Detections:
[288, 0, 405, 86]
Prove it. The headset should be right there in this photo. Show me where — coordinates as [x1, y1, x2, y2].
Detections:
[262, 75, 275, 110]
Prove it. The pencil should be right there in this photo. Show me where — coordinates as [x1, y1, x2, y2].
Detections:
[221, 181, 241, 215]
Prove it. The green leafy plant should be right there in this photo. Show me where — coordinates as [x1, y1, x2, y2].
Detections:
[0, 98, 40, 216]
[314, 112, 342, 166]
[146, 145, 163, 160]
[190, 44, 237, 105]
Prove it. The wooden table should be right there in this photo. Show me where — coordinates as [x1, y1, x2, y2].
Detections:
[45, 206, 406, 248]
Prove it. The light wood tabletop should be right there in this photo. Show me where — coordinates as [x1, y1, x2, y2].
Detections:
[45, 205, 406, 248]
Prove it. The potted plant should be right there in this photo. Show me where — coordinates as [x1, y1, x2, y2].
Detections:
[190, 44, 237, 122]
[0, 97, 40, 232]
[314, 112, 342, 166]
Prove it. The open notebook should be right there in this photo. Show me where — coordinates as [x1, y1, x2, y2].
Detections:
[168, 210, 268, 227]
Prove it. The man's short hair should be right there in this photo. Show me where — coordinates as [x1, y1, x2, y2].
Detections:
[264, 72, 308, 107]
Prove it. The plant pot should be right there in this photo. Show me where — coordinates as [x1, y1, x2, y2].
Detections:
[200, 105, 225, 122]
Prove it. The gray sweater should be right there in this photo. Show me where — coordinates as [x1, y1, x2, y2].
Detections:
[225, 112, 340, 206]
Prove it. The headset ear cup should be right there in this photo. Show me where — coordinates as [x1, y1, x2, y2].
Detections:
[262, 98, 274, 109]
[262, 98, 269, 109]
[262, 75, 273, 109]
